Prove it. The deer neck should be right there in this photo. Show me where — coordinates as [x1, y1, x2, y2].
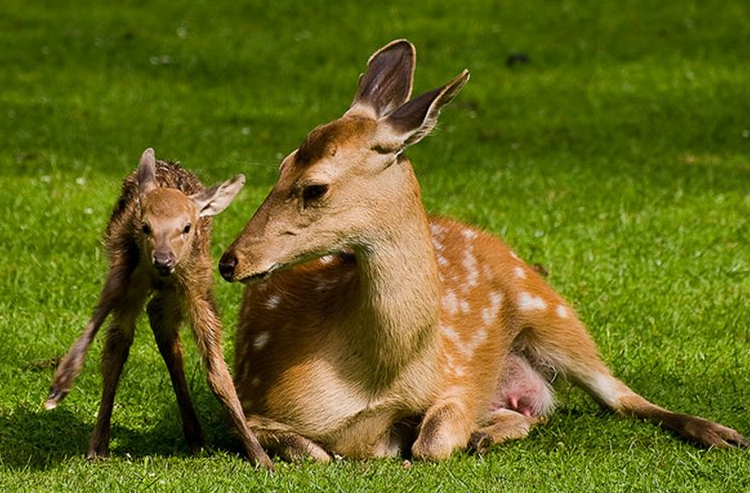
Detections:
[348, 161, 441, 389]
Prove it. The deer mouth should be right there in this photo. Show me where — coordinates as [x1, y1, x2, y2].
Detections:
[239, 268, 276, 285]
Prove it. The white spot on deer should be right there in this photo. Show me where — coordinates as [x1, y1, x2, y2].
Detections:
[514, 267, 526, 279]
[442, 290, 459, 316]
[462, 250, 479, 289]
[432, 236, 444, 251]
[481, 291, 503, 326]
[453, 365, 466, 377]
[431, 223, 448, 236]
[442, 324, 460, 344]
[315, 277, 339, 292]
[437, 254, 449, 267]
[556, 304, 569, 319]
[265, 294, 281, 310]
[510, 250, 520, 260]
[319, 254, 335, 264]
[251, 376, 261, 387]
[459, 299, 471, 313]
[519, 292, 546, 311]
[462, 229, 478, 240]
[253, 331, 270, 351]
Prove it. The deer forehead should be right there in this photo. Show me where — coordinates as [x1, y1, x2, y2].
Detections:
[293, 116, 378, 171]
[141, 188, 196, 225]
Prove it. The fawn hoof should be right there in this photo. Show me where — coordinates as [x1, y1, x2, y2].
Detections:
[44, 387, 67, 410]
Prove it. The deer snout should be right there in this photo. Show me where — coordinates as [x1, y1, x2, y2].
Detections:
[152, 252, 177, 276]
[219, 252, 238, 282]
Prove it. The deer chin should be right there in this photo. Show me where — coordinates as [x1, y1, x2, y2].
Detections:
[237, 249, 340, 284]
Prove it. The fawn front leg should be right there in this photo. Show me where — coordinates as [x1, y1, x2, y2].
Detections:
[188, 295, 273, 469]
[147, 294, 205, 454]
[46, 263, 131, 409]
[87, 298, 144, 459]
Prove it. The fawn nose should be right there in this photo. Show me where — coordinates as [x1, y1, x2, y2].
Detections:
[153, 253, 176, 275]
[219, 252, 237, 282]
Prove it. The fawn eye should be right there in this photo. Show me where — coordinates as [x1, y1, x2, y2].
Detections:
[302, 184, 328, 203]
[141, 223, 151, 235]
[182, 223, 191, 235]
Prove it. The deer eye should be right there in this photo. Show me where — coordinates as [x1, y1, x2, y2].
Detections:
[141, 223, 151, 235]
[302, 184, 329, 203]
[182, 223, 191, 235]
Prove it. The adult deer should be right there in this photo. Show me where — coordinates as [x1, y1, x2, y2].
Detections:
[219, 40, 747, 460]
[46, 149, 272, 469]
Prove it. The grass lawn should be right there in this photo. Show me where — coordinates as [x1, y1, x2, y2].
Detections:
[1, 0, 749, 491]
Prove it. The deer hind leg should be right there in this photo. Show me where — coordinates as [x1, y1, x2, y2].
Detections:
[246, 415, 331, 463]
[46, 263, 131, 409]
[147, 294, 204, 454]
[87, 296, 144, 459]
[518, 307, 749, 448]
[469, 409, 541, 454]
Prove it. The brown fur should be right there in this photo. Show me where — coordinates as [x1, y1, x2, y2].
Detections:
[220, 41, 747, 460]
[46, 149, 272, 469]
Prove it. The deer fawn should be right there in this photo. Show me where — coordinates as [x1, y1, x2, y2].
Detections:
[218, 40, 748, 461]
[45, 148, 272, 469]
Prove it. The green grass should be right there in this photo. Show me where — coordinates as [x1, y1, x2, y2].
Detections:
[1, 0, 749, 491]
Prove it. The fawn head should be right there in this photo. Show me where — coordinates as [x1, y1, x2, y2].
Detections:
[220, 40, 468, 283]
[136, 148, 245, 276]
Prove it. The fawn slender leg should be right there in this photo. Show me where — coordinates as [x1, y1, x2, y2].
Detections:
[46, 262, 131, 408]
[187, 293, 274, 469]
[246, 415, 331, 462]
[147, 293, 205, 454]
[87, 294, 146, 458]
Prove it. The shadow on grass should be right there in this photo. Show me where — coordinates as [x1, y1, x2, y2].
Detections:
[0, 401, 243, 470]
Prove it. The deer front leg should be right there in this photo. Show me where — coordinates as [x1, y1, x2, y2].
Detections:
[188, 295, 273, 470]
[46, 264, 131, 409]
[87, 300, 143, 459]
[246, 415, 331, 463]
[147, 294, 205, 454]
[412, 400, 474, 461]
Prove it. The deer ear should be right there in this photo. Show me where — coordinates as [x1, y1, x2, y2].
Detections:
[349, 39, 416, 118]
[137, 148, 158, 197]
[191, 174, 246, 218]
[383, 70, 469, 149]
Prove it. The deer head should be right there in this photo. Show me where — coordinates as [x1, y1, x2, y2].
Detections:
[220, 40, 468, 283]
[136, 148, 246, 276]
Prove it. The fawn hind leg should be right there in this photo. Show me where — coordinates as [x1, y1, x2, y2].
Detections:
[520, 306, 748, 448]
[187, 294, 273, 469]
[87, 294, 146, 458]
[147, 294, 205, 454]
[46, 263, 131, 409]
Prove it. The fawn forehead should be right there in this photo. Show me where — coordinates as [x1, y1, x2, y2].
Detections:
[294, 117, 377, 170]
[141, 188, 195, 223]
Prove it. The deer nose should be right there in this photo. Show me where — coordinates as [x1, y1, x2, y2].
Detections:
[219, 252, 237, 282]
[153, 253, 176, 275]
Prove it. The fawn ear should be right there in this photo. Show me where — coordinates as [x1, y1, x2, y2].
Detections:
[381, 70, 469, 150]
[349, 39, 416, 118]
[191, 174, 246, 218]
[137, 148, 158, 197]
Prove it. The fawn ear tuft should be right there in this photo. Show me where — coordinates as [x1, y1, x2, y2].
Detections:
[191, 174, 246, 218]
[137, 148, 158, 198]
